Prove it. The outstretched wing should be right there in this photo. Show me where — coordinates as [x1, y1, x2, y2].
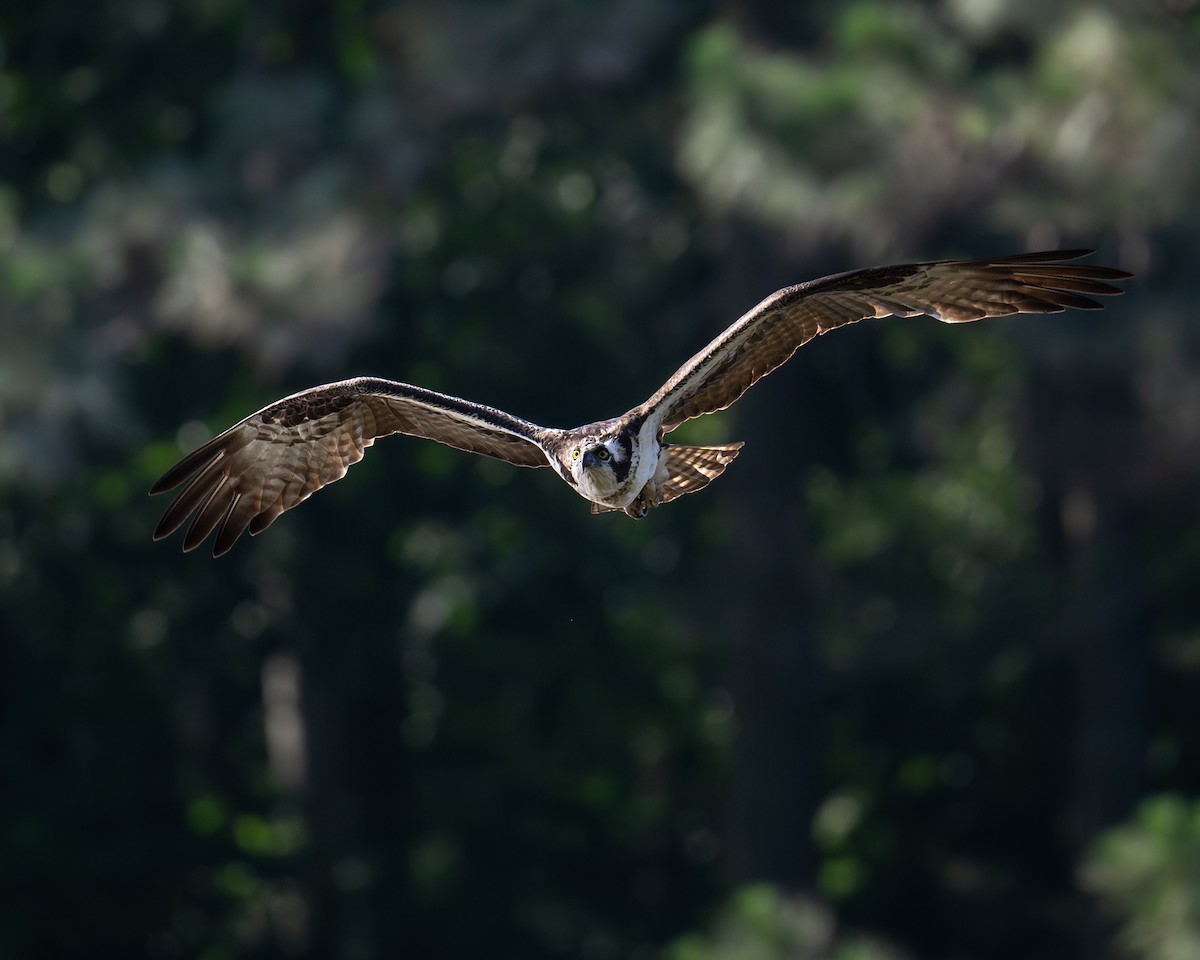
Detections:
[641, 250, 1130, 434]
[151, 376, 551, 556]
[658, 443, 745, 504]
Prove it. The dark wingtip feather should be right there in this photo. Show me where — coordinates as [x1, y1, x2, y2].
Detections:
[1000, 251, 1131, 313]
[1005, 248, 1094, 261]
[153, 488, 203, 541]
[182, 481, 233, 553]
[1037, 290, 1111, 311]
[150, 454, 227, 541]
[989, 249, 1132, 280]
[149, 443, 213, 495]
[152, 512, 180, 542]
[211, 506, 246, 557]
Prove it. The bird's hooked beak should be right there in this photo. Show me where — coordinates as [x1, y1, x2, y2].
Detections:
[582, 449, 604, 469]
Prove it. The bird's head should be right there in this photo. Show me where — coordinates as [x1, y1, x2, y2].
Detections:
[568, 432, 635, 497]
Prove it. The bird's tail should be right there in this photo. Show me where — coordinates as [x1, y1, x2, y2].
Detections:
[658, 442, 745, 503]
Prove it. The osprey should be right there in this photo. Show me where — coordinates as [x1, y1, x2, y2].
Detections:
[152, 250, 1129, 555]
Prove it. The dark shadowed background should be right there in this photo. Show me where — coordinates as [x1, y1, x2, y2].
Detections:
[2, 1, 1199, 958]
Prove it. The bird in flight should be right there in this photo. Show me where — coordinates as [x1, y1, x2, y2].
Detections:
[152, 250, 1129, 555]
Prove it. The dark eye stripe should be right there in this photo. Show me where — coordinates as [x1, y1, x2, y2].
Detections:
[606, 430, 636, 482]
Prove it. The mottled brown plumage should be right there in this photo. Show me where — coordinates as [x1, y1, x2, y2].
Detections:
[152, 250, 1129, 555]
[641, 250, 1129, 433]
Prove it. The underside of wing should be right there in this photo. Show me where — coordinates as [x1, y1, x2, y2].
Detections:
[150, 377, 550, 555]
[642, 250, 1130, 434]
[658, 443, 745, 503]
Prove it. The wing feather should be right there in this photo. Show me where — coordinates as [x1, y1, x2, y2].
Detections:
[151, 377, 551, 555]
[659, 443, 745, 503]
[184, 476, 236, 552]
[641, 250, 1130, 433]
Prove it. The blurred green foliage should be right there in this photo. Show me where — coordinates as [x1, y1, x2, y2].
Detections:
[1, 1, 1199, 958]
[668, 884, 906, 960]
[1083, 796, 1200, 960]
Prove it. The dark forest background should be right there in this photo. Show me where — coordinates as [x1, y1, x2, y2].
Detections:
[2, 1, 1199, 958]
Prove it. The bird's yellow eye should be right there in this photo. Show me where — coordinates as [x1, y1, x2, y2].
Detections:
[572, 448, 581, 460]
[596, 447, 610, 460]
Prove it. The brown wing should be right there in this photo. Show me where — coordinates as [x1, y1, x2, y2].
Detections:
[658, 443, 745, 503]
[150, 377, 551, 556]
[641, 250, 1131, 434]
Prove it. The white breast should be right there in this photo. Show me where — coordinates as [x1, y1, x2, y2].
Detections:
[622, 418, 663, 505]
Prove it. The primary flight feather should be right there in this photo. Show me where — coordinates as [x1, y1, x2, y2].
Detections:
[151, 250, 1129, 555]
